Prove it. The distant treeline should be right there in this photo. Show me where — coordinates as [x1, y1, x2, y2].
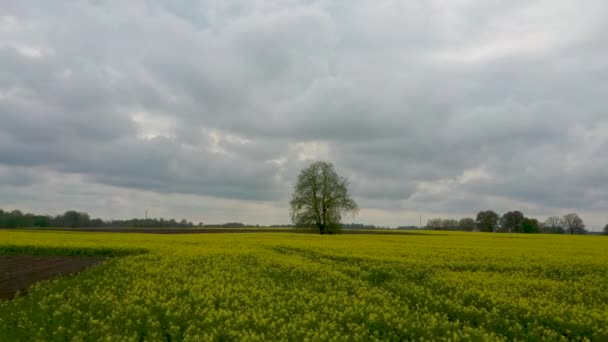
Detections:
[0, 209, 202, 228]
[0, 209, 380, 230]
[2, 208, 606, 234]
[341, 223, 391, 230]
[422, 211, 597, 235]
[202, 223, 385, 229]
[205, 223, 387, 229]
[205, 223, 262, 228]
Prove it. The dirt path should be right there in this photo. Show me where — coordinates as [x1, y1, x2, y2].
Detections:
[0, 255, 105, 300]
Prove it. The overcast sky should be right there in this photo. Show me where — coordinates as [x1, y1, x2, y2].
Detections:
[1, 1, 607, 229]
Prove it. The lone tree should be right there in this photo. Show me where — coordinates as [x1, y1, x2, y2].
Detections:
[603, 224, 608, 235]
[290, 161, 358, 234]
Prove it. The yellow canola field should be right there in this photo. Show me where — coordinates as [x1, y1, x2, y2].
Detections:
[1, 230, 607, 341]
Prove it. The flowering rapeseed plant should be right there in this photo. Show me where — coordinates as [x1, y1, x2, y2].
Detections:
[1, 230, 607, 341]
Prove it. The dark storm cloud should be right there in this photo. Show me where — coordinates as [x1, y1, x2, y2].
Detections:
[1, 0, 608, 228]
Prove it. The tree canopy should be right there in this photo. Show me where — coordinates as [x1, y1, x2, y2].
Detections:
[290, 161, 358, 234]
[543, 216, 565, 234]
[561, 213, 586, 235]
[521, 217, 540, 233]
[476, 210, 499, 232]
[458, 218, 476, 231]
[499, 211, 525, 233]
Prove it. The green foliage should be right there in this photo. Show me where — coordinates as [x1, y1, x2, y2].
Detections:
[521, 218, 540, 233]
[290, 161, 358, 234]
[458, 217, 476, 231]
[426, 218, 475, 231]
[499, 211, 525, 233]
[1, 230, 608, 340]
[426, 218, 457, 230]
[476, 210, 499, 232]
[0, 208, 201, 228]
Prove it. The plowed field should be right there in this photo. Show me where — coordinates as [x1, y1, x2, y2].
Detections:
[0, 255, 105, 299]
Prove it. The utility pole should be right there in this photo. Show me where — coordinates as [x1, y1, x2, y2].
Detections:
[420, 215, 422, 229]
[145, 210, 148, 221]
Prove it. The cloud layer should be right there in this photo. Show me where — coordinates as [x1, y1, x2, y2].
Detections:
[1, 1, 607, 229]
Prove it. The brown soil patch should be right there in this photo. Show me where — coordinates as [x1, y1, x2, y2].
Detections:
[0, 255, 105, 300]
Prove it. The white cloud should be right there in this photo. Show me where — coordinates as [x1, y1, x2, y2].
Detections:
[131, 111, 176, 139]
[1, 0, 607, 230]
[289, 141, 330, 161]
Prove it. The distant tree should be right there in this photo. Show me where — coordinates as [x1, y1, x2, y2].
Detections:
[6, 210, 25, 228]
[603, 224, 608, 235]
[342, 223, 378, 230]
[499, 211, 525, 233]
[0, 209, 44, 228]
[521, 218, 540, 233]
[221, 222, 245, 228]
[561, 213, 586, 235]
[290, 161, 358, 234]
[543, 216, 564, 234]
[61, 211, 90, 228]
[443, 219, 458, 230]
[476, 210, 499, 232]
[90, 218, 104, 227]
[33, 215, 51, 227]
[426, 218, 444, 230]
[396, 225, 419, 230]
[458, 217, 476, 231]
[425, 218, 462, 231]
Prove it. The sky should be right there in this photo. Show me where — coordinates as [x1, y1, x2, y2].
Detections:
[1, 1, 607, 230]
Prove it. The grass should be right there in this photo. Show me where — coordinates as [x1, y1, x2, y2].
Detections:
[1, 230, 607, 341]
